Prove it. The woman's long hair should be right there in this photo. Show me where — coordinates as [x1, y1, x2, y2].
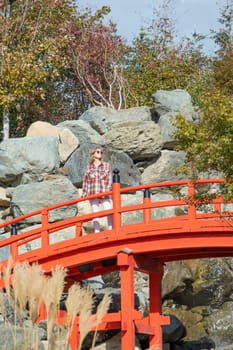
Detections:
[89, 147, 103, 164]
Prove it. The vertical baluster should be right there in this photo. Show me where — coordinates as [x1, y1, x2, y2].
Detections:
[41, 209, 49, 252]
[112, 169, 121, 235]
[187, 181, 196, 220]
[143, 189, 151, 224]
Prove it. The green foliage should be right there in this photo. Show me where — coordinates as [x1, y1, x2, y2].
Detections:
[124, 0, 209, 107]
[172, 2, 233, 198]
[174, 89, 233, 197]
[212, 1, 233, 55]
[0, 0, 76, 135]
[211, 2, 233, 96]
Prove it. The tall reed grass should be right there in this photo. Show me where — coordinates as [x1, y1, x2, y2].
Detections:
[0, 260, 112, 350]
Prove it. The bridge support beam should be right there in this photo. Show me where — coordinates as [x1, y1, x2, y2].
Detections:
[118, 251, 135, 349]
[149, 261, 164, 349]
[118, 252, 169, 350]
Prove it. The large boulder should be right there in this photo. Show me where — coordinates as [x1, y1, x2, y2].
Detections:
[0, 187, 10, 207]
[57, 120, 104, 145]
[80, 106, 153, 133]
[162, 261, 193, 298]
[158, 112, 179, 150]
[153, 89, 199, 122]
[0, 154, 23, 186]
[58, 127, 80, 164]
[205, 301, 233, 348]
[0, 136, 60, 183]
[104, 121, 162, 160]
[8, 177, 78, 223]
[162, 314, 187, 343]
[26, 120, 59, 138]
[141, 150, 186, 184]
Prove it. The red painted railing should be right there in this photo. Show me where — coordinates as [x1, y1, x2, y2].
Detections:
[0, 178, 232, 268]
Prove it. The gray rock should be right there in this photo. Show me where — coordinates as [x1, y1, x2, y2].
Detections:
[0, 234, 10, 260]
[162, 261, 193, 298]
[158, 112, 179, 149]
[0, 324, 45, 350]
[152, 89, 198, 122]
[141, 150, 186, 184]
[79, 106, 115, 134]
[9, 177, 78, 223]
[162, 314, 187, 342]
[176, 337, 215, 350]
[0, 136, 60, 183]
[0, 154, 23, 186]
[57, 119, 104, 145]
[108, 149, 141, 187]
[80, 106, 153, 132]
[104, 121, 162, 160]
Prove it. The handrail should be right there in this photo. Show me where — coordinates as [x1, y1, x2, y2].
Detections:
[0, 178, 230, 230]
[0, 191, 113, 230]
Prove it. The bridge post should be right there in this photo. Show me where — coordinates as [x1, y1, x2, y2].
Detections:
[149, 261, 164, 349]
[37, 301, 46, 322]
[10, 223, 18, 235]
[187, 182, 196, 220]
[118, 251, 135, 349]
[10, 223, 18, 259]
[143, 189, 151, 224]
[41, 209, 49, 252]
[112, 169, 121, 234]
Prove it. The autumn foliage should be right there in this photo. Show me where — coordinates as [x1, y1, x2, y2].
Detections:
[60, 6, 128, 109]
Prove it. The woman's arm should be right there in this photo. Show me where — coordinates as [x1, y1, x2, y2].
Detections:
[105, 162, 112, 191]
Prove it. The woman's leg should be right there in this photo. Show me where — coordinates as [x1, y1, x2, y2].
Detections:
[89, 198, 101, 232]
[102, 197, 113, 230]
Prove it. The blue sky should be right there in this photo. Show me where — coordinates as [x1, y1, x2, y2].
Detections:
[77, 0, 226, 54]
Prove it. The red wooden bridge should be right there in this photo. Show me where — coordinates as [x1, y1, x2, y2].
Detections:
[0, 171, 232, 349]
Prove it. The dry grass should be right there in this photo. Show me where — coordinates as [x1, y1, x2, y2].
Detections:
[79, 285, 95, 348]
[91, 292, 112, 348]
[65, 283, 83, 349]
[0, 261, 111, 350]
[3, 257, 12, 300]
[12, 262, 31, 319]
[65, 284, 112, 349]
[12, 262, 46, 349]
[0, 289, 5, 319]
[26, 263, 45, 323]
[42, 265, 67, 349]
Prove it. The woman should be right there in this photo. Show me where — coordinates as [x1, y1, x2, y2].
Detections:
[82, 147, 113, 233]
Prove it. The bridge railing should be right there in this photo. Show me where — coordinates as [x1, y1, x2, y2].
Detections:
[0, 177, 232, 265]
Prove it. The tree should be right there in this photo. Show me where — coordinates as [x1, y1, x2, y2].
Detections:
[0, 1, 131, 138]
[0, 0, 75, 138]
[173, 2, 233, 198]
[60, 6, 130, 110]
[211, 1, 233, 96]
[174, 89, 233, 198]
[124, 0, 209, 107]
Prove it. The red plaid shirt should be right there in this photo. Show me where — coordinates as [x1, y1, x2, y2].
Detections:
[82, 162, 112, 197]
